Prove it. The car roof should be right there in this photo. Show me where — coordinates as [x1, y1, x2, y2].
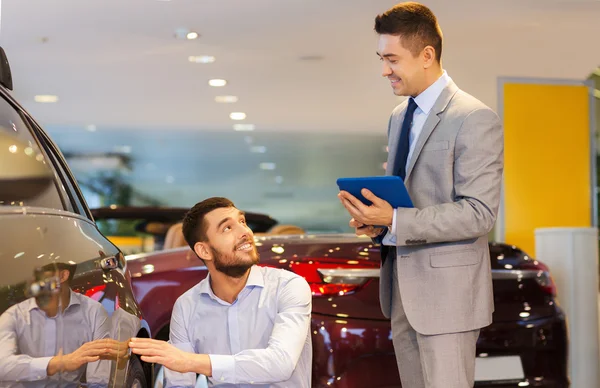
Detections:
[91, 206, 279, 233]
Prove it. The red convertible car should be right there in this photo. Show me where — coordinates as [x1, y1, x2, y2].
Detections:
[106, 209, 568, 388]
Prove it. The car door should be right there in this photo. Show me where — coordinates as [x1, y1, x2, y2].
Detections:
[0, 91, 147, 387]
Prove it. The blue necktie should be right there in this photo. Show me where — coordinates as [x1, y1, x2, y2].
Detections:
[393, 98, 418, 180]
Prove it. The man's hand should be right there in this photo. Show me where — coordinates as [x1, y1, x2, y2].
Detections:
[47, 340, 110, 376]
[98, 339, 130, 369]
[129, 338, 211, 375]
[98, 339, 130, 361]
[350, 218, 384, 238]
[339, 189, 394, 227]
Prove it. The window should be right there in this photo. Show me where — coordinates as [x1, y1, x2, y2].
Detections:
[0, 96, 63, 210]
[32, 123, 91, 218]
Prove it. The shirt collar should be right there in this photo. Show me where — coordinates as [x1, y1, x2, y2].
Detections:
[413, 70, 451, 115]
[28, 289, 82, 312]
[199, 265, 265, 298]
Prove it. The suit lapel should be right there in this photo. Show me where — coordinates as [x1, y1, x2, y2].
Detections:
[405, 81, 459, 181]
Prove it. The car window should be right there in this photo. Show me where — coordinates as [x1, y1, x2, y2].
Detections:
[33, 124, 91, 218]
[0, 97, 64, 210]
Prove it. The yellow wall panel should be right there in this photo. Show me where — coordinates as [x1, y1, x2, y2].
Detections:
[503, 82, 592, 255]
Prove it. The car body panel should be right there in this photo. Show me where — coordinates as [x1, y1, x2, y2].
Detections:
[125, 234, 568, 387]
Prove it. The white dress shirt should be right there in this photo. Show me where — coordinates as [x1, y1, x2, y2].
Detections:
[383, 71, 452, 246]
[166, 265, 312, 388]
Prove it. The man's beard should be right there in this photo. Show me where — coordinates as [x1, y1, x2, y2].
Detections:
[210, 244, 260, 278]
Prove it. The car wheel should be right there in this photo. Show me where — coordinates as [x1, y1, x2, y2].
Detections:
[126, 356, 148, 388]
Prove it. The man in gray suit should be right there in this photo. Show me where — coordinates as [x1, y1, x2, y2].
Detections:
[338, 2, 504, 387]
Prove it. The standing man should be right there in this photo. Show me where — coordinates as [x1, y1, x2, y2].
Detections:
[338, 2, 504, 387]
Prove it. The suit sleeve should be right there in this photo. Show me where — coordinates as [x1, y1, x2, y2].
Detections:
[393, 108, 503, 246]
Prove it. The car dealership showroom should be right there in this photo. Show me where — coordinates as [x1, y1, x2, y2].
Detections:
[1, 0, 600, 387]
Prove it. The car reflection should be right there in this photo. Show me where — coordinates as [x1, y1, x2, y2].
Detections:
[0, 262, 112, 387]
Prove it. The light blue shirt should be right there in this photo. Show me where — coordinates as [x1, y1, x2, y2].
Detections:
[383, 71, 452, 246]
[166, 265, 312, 388]
[0, 290, 111, 388]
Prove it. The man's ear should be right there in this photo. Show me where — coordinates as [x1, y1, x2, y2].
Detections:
[422, 45, 436, 69]
[194, 242, 212, 263]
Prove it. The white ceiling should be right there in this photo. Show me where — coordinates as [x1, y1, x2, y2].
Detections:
[1, 0, 599, 134]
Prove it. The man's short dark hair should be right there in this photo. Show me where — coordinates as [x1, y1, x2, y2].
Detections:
[182, 197, 235, 250]
[40, 262, 77, 283]
[375, 2, 443, 62]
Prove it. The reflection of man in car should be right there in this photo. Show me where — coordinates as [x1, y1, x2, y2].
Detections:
[0, 262, 111, 387]
[129, 197, 312, 387]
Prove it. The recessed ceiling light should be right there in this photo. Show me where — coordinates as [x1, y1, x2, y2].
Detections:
[260, 162, 276, 170]
[186, 32, 199, 40]
[86, 125, 97, 132]
[215, 95, 238, 103]
[189, 56, 215, 64]
[250, 146, 267, 153]
[34, 95, 58, 103]
[166, 176, 175, 184]
[230, 112, 246, 120]
[235, 124, 256, 132]
[208, 79, 227, 87]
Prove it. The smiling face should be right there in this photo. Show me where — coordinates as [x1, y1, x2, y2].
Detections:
[377, 34, 428, 97]
[196, 206, 259, 278]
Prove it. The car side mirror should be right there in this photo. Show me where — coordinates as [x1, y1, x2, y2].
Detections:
[0, 131, 54, 201]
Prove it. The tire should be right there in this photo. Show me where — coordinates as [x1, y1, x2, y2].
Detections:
[126, 355, 148, 388]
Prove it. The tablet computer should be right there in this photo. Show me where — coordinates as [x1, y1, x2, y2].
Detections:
[336, 176, 413, 208]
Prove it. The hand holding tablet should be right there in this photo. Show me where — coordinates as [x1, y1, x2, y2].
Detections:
[336, 176, 414, 208]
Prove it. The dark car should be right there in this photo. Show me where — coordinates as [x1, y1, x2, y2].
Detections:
[90, 206, 278, 255]
[124, 221, 568, 387]
[0, 48, 151, 387]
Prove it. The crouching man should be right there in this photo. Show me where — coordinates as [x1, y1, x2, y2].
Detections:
[129, 197, 312, 387]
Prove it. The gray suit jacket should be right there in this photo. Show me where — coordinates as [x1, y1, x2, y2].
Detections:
[380, 80, 504, 335]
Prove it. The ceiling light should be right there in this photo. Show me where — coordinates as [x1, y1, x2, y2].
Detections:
[166, 176, 175, 184]
[275, 176, 283, 184]
[34, 95, 58, 103]
[188, 56, 215, 64]
[235, 124, 256, 132]
[260, 163, 276, 170]
[86, 125, 97, 132]
[208, 79, 227, 87]
[215, 95, 238, 103]
[230, 112, 246, 120]
[250, 146, 267, 153]
[186, 32, 199, 40]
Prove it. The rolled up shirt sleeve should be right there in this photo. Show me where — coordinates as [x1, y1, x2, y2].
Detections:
[208, 276, 311, 384]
